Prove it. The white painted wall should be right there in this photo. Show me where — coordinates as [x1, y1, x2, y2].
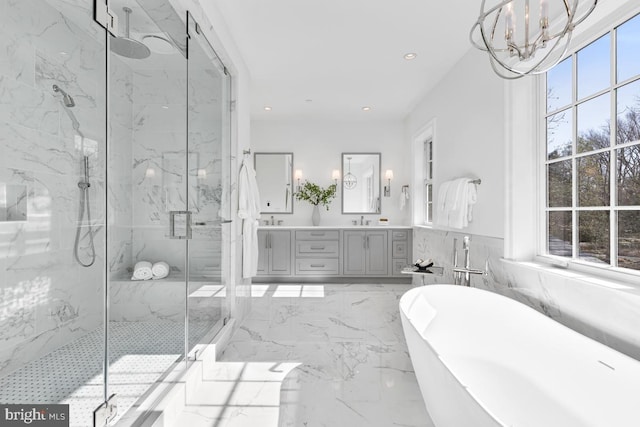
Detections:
[405, 0, 640, 361]
[405, 48, 505, 238]
[251, 119, 411, 226]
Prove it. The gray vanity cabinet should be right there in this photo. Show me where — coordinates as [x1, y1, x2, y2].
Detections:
[294, 230, 340, 275]
[343, 230, 388, 276]
[257, 230, 292, 275]
[256, 227, 410, 280]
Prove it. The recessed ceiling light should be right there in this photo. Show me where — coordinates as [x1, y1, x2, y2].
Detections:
[161, 105, 169, 109]
[264, 106, 272, 111]
[362, 106, 371, 112]
[404, 52, 417, 60]
[59, 51, 68, 55]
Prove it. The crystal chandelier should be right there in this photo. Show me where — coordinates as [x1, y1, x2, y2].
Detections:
[470, 0, 598, 79]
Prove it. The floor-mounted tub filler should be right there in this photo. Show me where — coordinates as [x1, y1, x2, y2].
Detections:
[399, 285, 640, 427]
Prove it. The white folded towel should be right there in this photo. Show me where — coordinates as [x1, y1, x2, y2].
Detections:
[152, 261, 170, 280]
[132, 261, 153, 281]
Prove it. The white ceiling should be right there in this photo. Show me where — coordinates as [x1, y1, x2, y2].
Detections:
[214, 0, 481, 121]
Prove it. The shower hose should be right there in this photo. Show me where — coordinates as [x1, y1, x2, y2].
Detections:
[73, 168, 96, 267]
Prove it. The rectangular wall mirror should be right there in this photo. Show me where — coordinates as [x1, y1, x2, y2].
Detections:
[341, 152, 381, 214]
[254, 152, 294, 214]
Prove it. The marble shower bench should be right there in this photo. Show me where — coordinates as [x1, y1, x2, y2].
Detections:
[110, 272, 224, 323]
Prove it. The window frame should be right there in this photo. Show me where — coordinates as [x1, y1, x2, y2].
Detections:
[423, 138, 434, 225]
[411, 119, 436, 226]
[540, 12, 640, 275]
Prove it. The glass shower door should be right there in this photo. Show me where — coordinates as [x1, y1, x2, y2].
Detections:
[186, 13, 231, 354]
[106, 1, 188, 423]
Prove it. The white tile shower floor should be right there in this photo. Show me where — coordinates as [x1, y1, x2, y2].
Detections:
[0, 320, 213, 427]
[175, 283, 435, 427]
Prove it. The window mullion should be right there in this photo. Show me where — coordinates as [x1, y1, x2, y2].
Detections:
[571, 52, 578, 261]
[610, 27, 618, 267]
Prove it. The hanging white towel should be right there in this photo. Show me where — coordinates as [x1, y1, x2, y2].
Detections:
[435, 180, 452, 227]
[448, 178, 472, 229]
[466, 182, 477, 223]
[238, 158, 261, 278]
[435, 178, 478, 229]
[132, 261, 153, 281]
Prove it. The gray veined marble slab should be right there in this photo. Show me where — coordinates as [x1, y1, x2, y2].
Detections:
[173, 283, 434, 427]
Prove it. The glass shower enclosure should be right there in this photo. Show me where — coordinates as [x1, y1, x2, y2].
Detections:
[0, 0, 231, 425]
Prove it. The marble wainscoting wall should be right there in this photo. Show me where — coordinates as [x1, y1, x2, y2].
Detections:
[412, 227, 640, 360]
[0, 0, 107, 378]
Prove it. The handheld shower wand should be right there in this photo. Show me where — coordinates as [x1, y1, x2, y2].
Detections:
[74, 154, 96, 267]
[53, 84, 96, 267]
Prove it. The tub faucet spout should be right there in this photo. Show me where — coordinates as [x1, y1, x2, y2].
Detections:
[453, 236, 485, 286]
[463, 235, 470, 269]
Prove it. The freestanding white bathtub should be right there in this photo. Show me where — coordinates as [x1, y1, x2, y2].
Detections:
[400, 284, 640, 427]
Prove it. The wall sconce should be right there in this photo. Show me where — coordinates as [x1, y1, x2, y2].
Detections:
[294, 169, 303, 192]
[331, 169, 341, 185]
[384, 170, 393, 197]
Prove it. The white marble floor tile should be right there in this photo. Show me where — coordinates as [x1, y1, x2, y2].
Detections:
[177, 283, 434, 427]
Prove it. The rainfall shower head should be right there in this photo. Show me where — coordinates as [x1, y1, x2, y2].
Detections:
[52, 84, 75, 108]
[110, 7, 151, 60]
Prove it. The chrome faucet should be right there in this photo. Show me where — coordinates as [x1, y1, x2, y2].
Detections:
[463, 236, 471, 269]
[360, 215, 364, 226]
[452, 235, 486, 286]
[270, 215, 275, 226]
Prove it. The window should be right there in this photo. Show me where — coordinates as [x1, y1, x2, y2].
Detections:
[544, 13, 640, 272]
[423, 139, 434, 224]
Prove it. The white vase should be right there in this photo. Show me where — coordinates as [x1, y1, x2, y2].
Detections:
[312, 205, 320, 226]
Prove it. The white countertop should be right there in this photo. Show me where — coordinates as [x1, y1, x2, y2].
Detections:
[258, 225, 412, 229]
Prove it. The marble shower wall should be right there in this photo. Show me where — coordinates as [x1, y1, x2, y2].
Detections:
[112, 23, 230, 325]
[412, 227, 640, 360]
[0, 0, 107, 378]
[127, 32, 228, 276]
[130, 58, 188, 273]
[108, 55, 134, 280]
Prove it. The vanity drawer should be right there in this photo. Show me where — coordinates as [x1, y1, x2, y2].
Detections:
[392, 259, 409, 276]
[392, 230, 408, 241]
[296, 240, 339, 257]
[295, 259, 340, 275]
[296, 230, 339, 240]
[392, 241, 408, 258]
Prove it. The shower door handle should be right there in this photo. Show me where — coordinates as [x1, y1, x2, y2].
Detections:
[169, 211, 192, 239]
